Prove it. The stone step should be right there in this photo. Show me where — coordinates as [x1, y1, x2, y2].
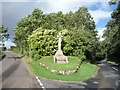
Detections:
[56, 61, 67, 64]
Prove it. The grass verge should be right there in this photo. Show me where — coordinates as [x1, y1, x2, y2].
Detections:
[26, 57, 98, 81]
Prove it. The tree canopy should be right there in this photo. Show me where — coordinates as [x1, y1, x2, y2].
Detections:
[28, 27, 97, 62]
[14, 7, 97, 62]
[103, 1, 120, 64]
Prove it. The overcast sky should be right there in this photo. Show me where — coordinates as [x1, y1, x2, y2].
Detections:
[1, 0, 118, 48]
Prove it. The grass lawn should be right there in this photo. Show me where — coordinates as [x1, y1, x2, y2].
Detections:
[26, 56, 98, 81]
[39, 56, 81, 71]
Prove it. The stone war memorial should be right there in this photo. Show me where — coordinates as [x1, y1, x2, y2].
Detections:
[54, 32, 68, 64]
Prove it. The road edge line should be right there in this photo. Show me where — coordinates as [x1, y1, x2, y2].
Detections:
[36, 77, 46, 90]
[112, 67, 118, 71]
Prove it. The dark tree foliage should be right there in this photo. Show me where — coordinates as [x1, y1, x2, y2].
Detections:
[0, 25, 10, 47]
[14, 7, 97, 62]
[95, 41, 107, 61]
[103, 1, 120, 64]
[14, 9, 45, 55]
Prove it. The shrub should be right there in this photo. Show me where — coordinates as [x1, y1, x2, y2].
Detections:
[29, 50, 41, 61]
[28, 28, 70, 57]
[0, 52, 6, 60]
[0, 47, 6, 51]
[28, 27, 97, 62]
[34, 54, 41, 61]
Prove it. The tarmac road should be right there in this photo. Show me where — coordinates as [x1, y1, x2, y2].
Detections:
[1, 52, 42, 89]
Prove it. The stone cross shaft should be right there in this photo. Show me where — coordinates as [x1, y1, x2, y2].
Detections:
[57, 32, 63, 50]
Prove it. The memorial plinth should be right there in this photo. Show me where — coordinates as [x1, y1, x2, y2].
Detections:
[54, 32, 68, 64]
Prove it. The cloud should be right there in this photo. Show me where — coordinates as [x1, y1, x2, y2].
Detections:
[2, 0, 111, 2]
[42, 0, 111, 13]
[0, 2, 2, 25]
[46, 1, 76, 13]
[45, 0, 98, 13]
[89, 10, 112, 24]
[100, 2, 111, 11]
[4, 39, 16, 49]
[97, 28, 106, 41]
[2, 0, 31, 2]
[2, 1, 113, 42]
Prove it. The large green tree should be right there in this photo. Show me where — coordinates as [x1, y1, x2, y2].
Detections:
[95, 41, 107, 61]
[14, 8, 45, 55]
[14, 7, 97, 63]
[103, 1, 120, 64]
[28, 28, 68, 60]
[42, 11, 66, 30]
[28, 27, 97, 62]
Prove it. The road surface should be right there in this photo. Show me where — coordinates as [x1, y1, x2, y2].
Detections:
[1, 52, 42, 89]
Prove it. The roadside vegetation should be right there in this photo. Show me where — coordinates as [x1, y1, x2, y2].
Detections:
[0, 25, 9, 60]
[101, 59, 118, 65]
[5, 47, 21, 56]
[13, 7, 97, 64]
[3, 0, 119, 81]
[12, 1, 120, 65]
[0, 52, 6, 60]
[24, 57, 98, 81]
[102, 1, 120, 64]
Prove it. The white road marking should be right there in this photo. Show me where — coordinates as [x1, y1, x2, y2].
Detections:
[98, 64, 105, 66]
[112, 67, 118, 71]
[80, 86, 85, 88]
[93, 81, 99, 84]
[116, 80, 120, 86]
[104, 74, 119, 78]
[115, 81, 118, 86]
[36, 77, 46, 90]
[79, 82, 87, 86]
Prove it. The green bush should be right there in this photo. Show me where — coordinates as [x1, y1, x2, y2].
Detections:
[9, 47, 21, 56]
[29, 50, 41, 61]
[28, 28, 97, 63]
[10, 46, 16, 50]
[28, 28, 70, 57]
[79, 54, 86, 61]
[0, 52, 6, 60]
[0, 47, 6, 51]
[34, 54, 41, 61]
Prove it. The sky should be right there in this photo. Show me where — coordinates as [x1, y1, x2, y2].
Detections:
[0, 0, 118, 48]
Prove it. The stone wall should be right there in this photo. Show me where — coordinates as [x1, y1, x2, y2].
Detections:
[39, 62, 80, 75]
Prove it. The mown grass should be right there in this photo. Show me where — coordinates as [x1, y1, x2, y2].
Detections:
[27, 57, 98, 81]
[39, 56, 81, 71]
